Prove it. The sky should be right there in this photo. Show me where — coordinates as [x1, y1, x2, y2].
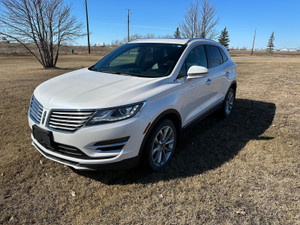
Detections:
[65, 0, 300, 49]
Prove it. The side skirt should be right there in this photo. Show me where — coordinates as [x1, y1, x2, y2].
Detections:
[182, 101, 223, 133]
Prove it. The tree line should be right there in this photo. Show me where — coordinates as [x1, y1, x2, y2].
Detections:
[0, 0, 276, 68]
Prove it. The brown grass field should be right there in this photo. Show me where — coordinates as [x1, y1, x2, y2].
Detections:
[0, 51, 299, 224]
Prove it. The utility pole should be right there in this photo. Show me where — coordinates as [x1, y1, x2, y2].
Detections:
[251, 28, 256, 55]
[85, 0, 91, 54]
[127, 9, 130, 42]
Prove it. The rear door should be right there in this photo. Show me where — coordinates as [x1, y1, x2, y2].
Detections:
[205, 45, 229, 105]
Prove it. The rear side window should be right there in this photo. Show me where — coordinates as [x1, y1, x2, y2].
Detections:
[205, 45, 223, 68]
[219, 47, 228, 62]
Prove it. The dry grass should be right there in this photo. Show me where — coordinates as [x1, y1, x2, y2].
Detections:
[0, 43, 114, 56]
[0, 53, 299, 224]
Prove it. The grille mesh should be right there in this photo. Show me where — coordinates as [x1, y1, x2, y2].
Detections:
[48, 110, 95, 132]
[55, 143, 87, 158]
[29, 95, 44, 124]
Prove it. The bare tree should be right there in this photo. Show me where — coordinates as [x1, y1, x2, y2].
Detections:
[144, 33, 155, 39]
[111, 33, 174, 46]
[0, 0, 83, 68]
[180, 0, 219, 39]
[179, 1, 201, 39]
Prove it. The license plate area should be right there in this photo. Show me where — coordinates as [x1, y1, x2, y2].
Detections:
[32, 125, 54, 149]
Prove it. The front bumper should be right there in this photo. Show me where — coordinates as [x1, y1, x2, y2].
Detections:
[29, 113, 148, 170]
[32, 140, 140, 170]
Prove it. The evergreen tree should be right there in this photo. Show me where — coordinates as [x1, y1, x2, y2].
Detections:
[174, 27, 181, 38]
[218, 27, 230, 49]
[267, 32, 275, 53]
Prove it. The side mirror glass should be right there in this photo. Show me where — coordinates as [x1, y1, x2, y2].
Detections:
[187, 66, 209, 79]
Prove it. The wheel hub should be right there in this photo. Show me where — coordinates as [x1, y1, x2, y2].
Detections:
[151, 125, 175, 167]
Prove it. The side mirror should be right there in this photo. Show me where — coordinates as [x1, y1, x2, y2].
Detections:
[187, 66, 209, 79]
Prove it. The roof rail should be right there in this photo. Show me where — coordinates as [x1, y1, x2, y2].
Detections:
[186, 38, 217, 44]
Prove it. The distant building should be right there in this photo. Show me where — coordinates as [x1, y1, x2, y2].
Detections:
[280, 48, 297, 52]
[94, 42, 105, 47]
[0, 36, 10, 43]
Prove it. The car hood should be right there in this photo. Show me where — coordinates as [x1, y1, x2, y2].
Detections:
[34, 68, 164, 109]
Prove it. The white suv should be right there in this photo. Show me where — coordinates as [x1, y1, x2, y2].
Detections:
[28, 38, 237, 171]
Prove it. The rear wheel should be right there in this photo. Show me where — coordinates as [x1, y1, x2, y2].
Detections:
[143, 119, 177, 172]
[221, 87, 235, 118]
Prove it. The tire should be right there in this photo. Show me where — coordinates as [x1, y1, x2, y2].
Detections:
[220, 87, 235, 118]
[143, 119, 177, 172]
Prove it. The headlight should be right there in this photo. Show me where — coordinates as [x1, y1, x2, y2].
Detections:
[85, 102, 145, 126]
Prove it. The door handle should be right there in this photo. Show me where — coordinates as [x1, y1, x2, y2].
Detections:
[206, 79, 212, 85]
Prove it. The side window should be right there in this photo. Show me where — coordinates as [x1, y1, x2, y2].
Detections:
[219, 47, 228, 62]
[205, 45, 223, 68]
[186, 45, 208, 70]
[178, 61, 187, 78]
[178, 45, 207, 78]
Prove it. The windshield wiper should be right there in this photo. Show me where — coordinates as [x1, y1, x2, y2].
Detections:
[99, 71, 132, 76]
[88, 65, 99, 71]
[103, 71, 121, 74]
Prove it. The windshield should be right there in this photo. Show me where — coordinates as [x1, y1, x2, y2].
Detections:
[90, 43, 186, 78]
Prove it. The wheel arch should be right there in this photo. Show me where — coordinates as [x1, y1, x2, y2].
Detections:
[229, 80, 237, 93]
[138, 109, 182, 158]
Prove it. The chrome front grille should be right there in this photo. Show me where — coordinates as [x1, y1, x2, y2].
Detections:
[48, 110, 95, 132]
[29, 95, 44, 124]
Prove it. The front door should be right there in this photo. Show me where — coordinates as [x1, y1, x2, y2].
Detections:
[178, 45, 214, 126]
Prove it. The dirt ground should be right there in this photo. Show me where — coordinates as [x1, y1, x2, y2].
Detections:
[0, 52, 299, 224]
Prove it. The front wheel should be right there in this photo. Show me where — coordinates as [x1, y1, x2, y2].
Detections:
[143, 119, 177, 172]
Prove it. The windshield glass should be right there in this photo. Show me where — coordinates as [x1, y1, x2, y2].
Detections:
[90, 43, 186, 78]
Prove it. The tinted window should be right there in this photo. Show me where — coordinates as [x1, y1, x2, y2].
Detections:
[109, 47, 139, 67]
[219, 47, 228, 62]
[178, 45, 207, 78]
[91, 43, 186, 78]
[205, 45, 223, 68]
[178, 61, 187, 78]
[186, 45, 208, 70]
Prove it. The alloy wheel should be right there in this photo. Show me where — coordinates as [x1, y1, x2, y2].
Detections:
[225, 89, 234, 116]
[151, 125, 175, 167]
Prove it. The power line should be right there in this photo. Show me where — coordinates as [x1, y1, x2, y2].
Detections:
[127, 9, 130, 42]
[85, 0, 91, 54]
[251, 28, 256, 55]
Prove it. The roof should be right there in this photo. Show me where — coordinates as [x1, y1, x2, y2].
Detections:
[130, 38, 190, 44]
[129, 38, 219, 46]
